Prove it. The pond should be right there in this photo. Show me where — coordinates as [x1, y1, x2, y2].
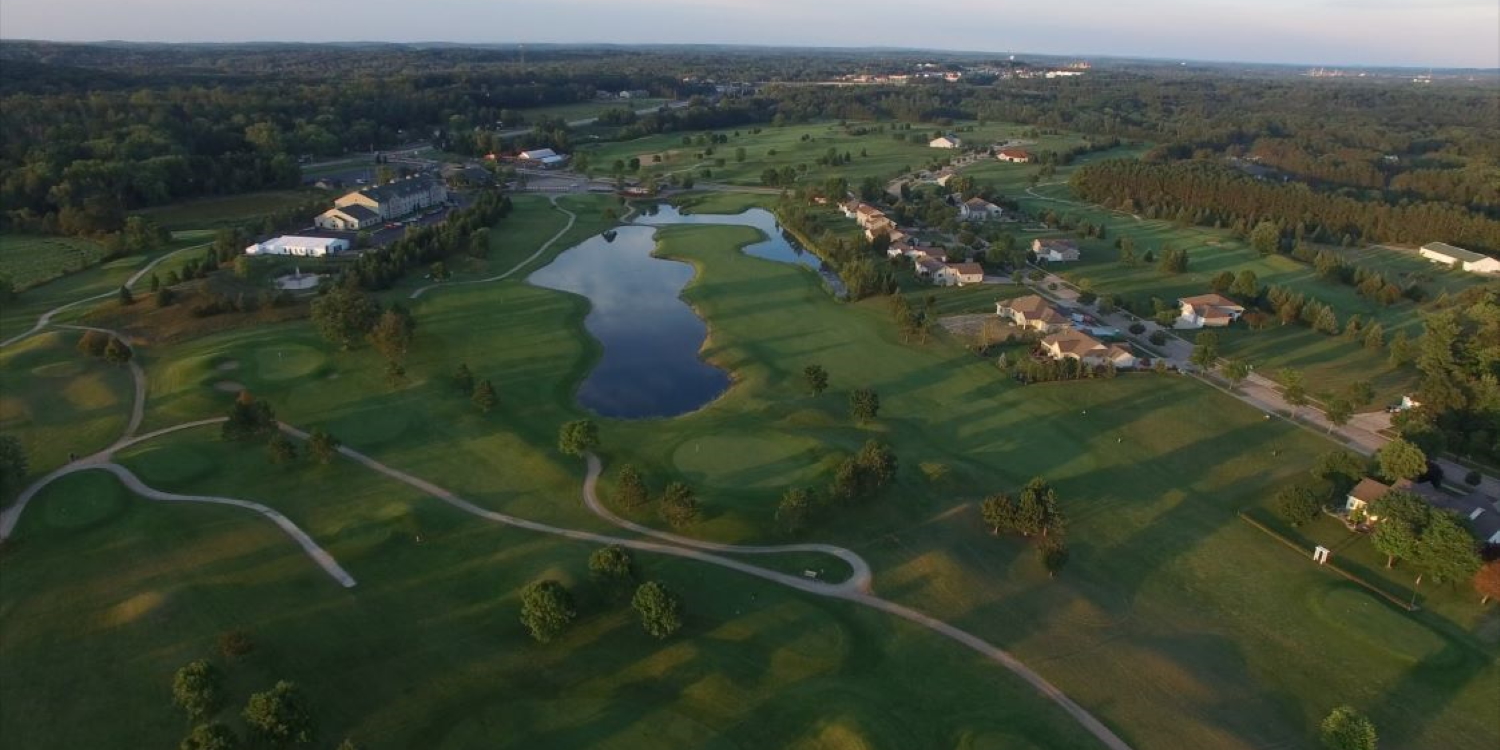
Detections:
[528, 205, 841, 420]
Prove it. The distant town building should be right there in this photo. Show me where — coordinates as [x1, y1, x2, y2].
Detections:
[929, 134, 963, 149]
[959, 198, 1004, 222]
[1419, 242, 1500, 274]
[245, 236, 350, 258]
[333, 177, 448, 221]
[996, 148, 1031, 163]
[518, 148, 569, 169]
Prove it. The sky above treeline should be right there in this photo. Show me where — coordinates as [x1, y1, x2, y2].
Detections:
[1, 0, 1496, 69]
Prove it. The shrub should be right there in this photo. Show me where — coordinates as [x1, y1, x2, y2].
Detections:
[1466, 470, 1482, 486]
[1148, 331, 1167, 345]
[1128, 322, 1146, 335]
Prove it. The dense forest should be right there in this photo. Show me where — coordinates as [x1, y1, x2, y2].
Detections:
[1068, 159, 1500, 251]
[2, 42, 1496, 258]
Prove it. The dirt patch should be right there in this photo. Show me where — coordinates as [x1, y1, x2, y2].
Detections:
[214, 381, 245, 393]
[939, 315, 1022, 345]
[216, 359, 240, 371]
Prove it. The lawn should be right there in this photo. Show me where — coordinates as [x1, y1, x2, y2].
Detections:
[519, 98, 669, 124]
[2, 193, 1496, 750]
[138, 189, 328, 231]
[0, 233, 108, 291]
[576, 120, 1087, 189]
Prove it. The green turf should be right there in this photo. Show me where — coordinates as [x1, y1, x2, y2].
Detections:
[138, 189, 328, 231]
[3, 196, 1496, 750]
[0, 233, 108, 291]
[0, 331, 133, 487]
[578, 120, 1086, 189]
[517, 98, 669, 124]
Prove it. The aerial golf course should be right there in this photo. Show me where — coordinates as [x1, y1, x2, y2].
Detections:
[1, 189, 1496, 750]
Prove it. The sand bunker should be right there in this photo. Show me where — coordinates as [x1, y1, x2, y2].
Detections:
[214, 381, 245, 393]
[216, 360, 240, 371]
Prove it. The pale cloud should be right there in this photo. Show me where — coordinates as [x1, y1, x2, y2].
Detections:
[0, 0, 1494, 68]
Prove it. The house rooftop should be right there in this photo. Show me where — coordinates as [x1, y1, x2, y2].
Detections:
[1035, 238, 1078, 249]
[356, 176, 442, 203]
[1042, 329, 1105, 356]
[1349, 478, 1392, 504]
[949, 262, 984, 276]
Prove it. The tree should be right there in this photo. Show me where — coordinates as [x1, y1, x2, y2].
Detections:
[1414, 512, 1481, 584]
[118, 284, 134, 305]
[558, 419, 599, 456]
[803, 364, 829, 396]
[267, 433, 298, 464]
[172, 660, 224, 720]
[472, 379, 498, 413]
[1319, 706, 1377, 750]
[1230, 269, 1260, 299]
[1249, 221, 1280, 256]
[1377, 438, 1427, 482]
[631, 581, 684, 639]
[77, 329, 110, 357]
[588, 545, 636, 595]
[1189, 331, 1219, 371]
[1370, 490, 1429, 567]
[614, 465, 649, 508]
[453, 363, 475, 395]
[156, 287, 178, 308]
[828, 458, 863, 504]
[1038, 537, 1070, 578]
[1323, 398, 1353, 430]
[658, 482, 700, 529]
[307, 428, 340, 464]
[981, 492, 1017, 535]
[849, 388, 880, 423]
[776, 487, 815, 534]
[856, 440, 898, 489]
[1344, 380, 1375, 408]
[1274, 483, 1326, 526]
[222, 392, 277, 441]
[519, 580, 576, 643]
[242, 681, 315, 746]
[180, 723, 239, 750]
[1017, 477, 1063, 537]
[368, 308, 415, 362]
[1474, 560, 1500, 605]
[1221, 359, 1250, 389]
[104, 336, 132, 365]
[0, 435, 29, 496]
[1279, 368, 1308, 416]
[1313, 451, 1368, 494]
[310, 286, 378, 349]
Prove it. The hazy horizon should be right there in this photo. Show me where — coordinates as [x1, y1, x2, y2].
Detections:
[2, 0, 1497, 69]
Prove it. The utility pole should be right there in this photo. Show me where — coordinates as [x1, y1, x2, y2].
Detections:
[1408, 573, 1423, 611]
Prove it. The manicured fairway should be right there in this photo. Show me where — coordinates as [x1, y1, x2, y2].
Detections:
[0, 331, 134, 480]
[2, 192, 1495, 750]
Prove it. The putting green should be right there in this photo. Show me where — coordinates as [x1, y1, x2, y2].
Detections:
[672, 433, 825, 490]
[254, 344, 327, 381]
[38, 471, 129, 531]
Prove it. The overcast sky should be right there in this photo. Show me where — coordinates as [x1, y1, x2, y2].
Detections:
[2, 0, 1496, 68]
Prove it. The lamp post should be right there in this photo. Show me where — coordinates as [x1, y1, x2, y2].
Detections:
[1408, 573, 1424, 611]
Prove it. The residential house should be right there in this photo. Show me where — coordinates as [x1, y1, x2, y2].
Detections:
[1040, 330, 1136, 367]
[839, 200, 862, 219]
[932, 167, 958, 186]
[959, 197, 1004, 222]
[1419, 242, 1500, 274]
[864, 216, 898, 241]
[929, 134, 963, 149]
[1032, 238, 1081, 262]
[914, 257, 946, 278]
[931, 262, 985, 287]
[997, 294, 1072, 333]
[854, 204, 888, 229]
[244, 236, 350, 257]
[996, 148, 1032, 163]
[334, 176, 448, 221]
[1346, 478, 1392, 522]
[314, 205, 381, 231]
[1177, 293, 1247, 328]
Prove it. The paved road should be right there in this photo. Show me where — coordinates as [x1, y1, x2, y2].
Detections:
[409, 194, 577, 299]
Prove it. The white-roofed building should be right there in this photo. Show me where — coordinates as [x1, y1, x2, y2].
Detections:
[519, 148, 569, 168]
[244, 236, 350, 258]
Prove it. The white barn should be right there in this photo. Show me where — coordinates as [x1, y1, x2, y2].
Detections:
[1419, 242, 1500, 274]
[245, 236, 350, 258]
